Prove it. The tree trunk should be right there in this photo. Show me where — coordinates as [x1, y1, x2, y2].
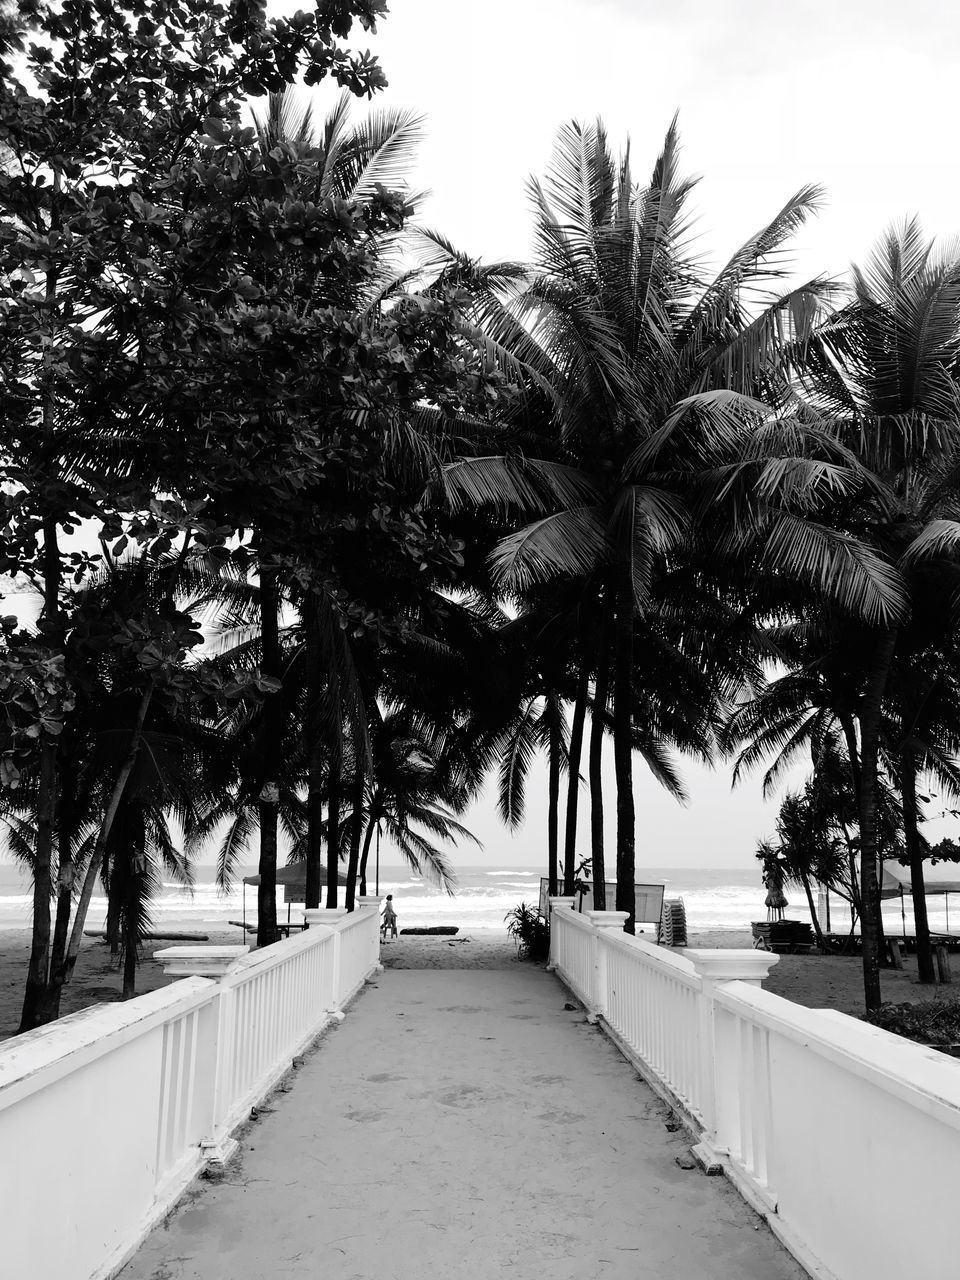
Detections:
[613, 581, 636, 933]
[105, 882, 121, 955]
[43, 761, 77, 1023]
[256, 562, 282, 948]
[21, 183, 66, 1034]
[304, 600, 324, 910]
[345, 750, 365, 910]
[547, 694, 561, 897]
[358, 810, 377, 897]
[858, 627, 898, 1011]
[59, 684, 154, 990]
[800, 873, 825, 947]
[19, 738, 58, 1032]
[901, 748, 935, 983]
[590, 598, 612, 911]
[563, 663, 589, 894]
[326, 745, 341, 908]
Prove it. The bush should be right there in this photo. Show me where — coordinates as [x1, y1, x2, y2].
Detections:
[505, 902, 550, 962]
[862, 999, 960, 1048]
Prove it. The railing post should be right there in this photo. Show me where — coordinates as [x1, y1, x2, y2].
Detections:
[586, 910, 629, 1022]
[546, 896, 575, 970]
[682, 948, 779, 1173]
[357, 897, 383, 972]
[202, 980, 239, 1169]
[305, 910, 348, 1015]
[153, 945, 249, 978]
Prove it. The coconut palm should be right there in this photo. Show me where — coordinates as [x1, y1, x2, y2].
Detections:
[792, 219, 960, 1005]
[440, 119, 896, 928]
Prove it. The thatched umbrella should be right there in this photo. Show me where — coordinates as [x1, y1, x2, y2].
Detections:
[765, 885, 789, 922]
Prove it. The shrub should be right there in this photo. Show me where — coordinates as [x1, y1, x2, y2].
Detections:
[505, 902, 550, 962]
[862, 999, 960, 1048]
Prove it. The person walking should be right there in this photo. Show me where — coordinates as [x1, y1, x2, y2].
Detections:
[381, 894, 398, 941]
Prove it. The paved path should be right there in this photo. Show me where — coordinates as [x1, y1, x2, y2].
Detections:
[121, 964, 806, 1280]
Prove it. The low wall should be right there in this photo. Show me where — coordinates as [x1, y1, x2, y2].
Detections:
[548, 899, 960, 1280]
[0, 906, 380, 1280]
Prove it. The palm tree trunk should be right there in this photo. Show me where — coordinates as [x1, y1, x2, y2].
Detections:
[105, 870, 121, 955]
[256, 562, 282, 948]
[358, 809, 377, 897]
[590, 601, 612, 911]
[326, 741, 341, 908]
[547, 693, 561, 896]
[19, 738, 58, 1032]
[901, 748, 935, 983]
[613, 581, 635, 932]
[304, 599, 324, 910]
[43, 761, 77, 1023]
[563, 663, 589, 894]
[345, 749, 365, 910]
[59, 683, 154, 990]
[858, 627, 898, 1011]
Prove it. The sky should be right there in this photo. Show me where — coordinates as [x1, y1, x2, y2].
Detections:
[6, 1, 960, 874]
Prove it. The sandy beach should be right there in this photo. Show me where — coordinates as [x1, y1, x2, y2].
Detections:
[1, 921, 954, 1041]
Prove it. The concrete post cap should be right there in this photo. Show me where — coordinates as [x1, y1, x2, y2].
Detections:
[357, 896, 381, 908]
[548, 897, 576, 908]
[681, 947, 779, 983]
[586, 910, 629, 929]
[153, 945, 249, 978]
[304, 907, 349, 925]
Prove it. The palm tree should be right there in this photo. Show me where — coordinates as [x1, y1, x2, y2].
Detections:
[350, 706, 476, 895]
[440, 119, 882, 928]
[793, 219, 960, 1006]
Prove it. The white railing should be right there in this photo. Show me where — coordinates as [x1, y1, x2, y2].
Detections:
[603, 932, 704, 1123]
[549, 899, 594, 1006]
[212, 923, 339, 1142]
[547, 899, 960, 1280]
[0, 906, 380, 1280]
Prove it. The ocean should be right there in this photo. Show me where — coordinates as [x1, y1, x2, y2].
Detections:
[1, 862, 954, 936]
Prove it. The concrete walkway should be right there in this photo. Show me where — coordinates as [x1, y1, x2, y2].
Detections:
[121, 964, 806, 1280]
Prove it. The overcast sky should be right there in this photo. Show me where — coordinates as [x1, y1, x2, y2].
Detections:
[352, 0, 960, 869]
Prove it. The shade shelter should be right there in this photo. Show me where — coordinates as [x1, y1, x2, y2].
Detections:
[880, 861, 960, 935]
[241, 865, 350, 933]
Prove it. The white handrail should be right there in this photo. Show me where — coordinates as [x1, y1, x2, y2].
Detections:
[0, 907, 381, 1280]
[548, 905, 960, 1280]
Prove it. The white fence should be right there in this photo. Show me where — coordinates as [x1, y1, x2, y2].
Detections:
[549, 899, 960, 1280]
[0, 906, 380, 1280]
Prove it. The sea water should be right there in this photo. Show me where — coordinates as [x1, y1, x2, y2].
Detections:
[1, 862, 953, 935]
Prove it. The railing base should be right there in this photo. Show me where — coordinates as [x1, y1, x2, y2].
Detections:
[691, 1139, 724, 1176]
[201, 1136, 239, 1170]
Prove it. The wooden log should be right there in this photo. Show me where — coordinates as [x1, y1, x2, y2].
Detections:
[399, 926, 460, 936]
[887, 938, 904, 970]
[936, 944, 952, 984]
[84, 929, 210, 942]
[228, 920, 258, 933]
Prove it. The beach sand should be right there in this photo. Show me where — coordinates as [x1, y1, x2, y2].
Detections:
[1, 921, 954, 1041]
[0, 922, 244, 1041]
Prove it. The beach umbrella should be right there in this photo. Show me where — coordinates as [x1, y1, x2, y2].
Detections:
[765, 886, 789, 921]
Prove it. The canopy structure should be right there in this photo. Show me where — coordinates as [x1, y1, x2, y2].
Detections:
[243, 864, 348, 902]
[880, 862, 960, 898]
[877, 861, 960, 936]
[241, 865, 352, 932]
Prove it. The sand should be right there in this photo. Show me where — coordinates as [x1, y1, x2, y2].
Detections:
[0, 922, 244, 1041]
[1, 920, 954, 1042]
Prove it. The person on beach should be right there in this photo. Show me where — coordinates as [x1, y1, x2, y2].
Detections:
[381, 894, 398, 941]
